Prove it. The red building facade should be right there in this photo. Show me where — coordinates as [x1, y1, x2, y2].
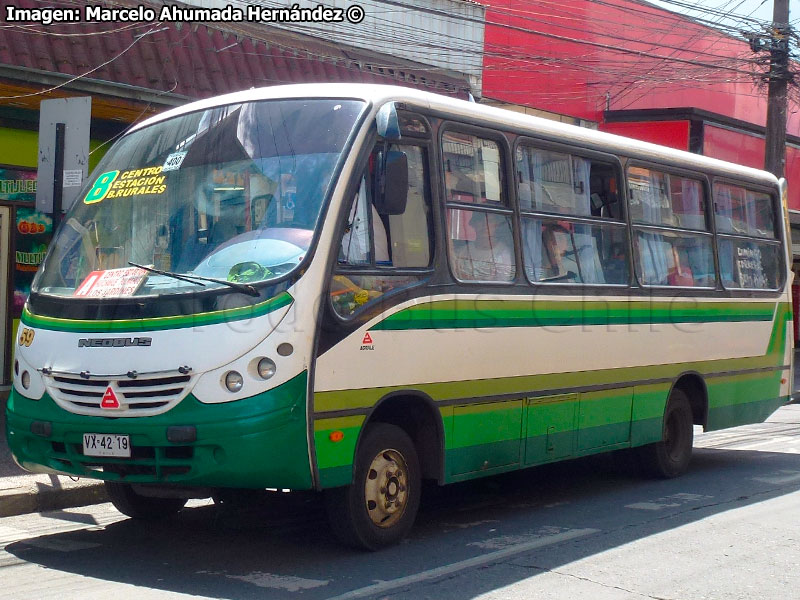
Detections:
[480, 0, 800, 212]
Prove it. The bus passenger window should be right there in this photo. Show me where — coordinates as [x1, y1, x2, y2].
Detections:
[444, 131, 515, 283]
[448, 209, 515, 282]
[628, 166, 715, 288]
[634, 230, 714, 287]
[516, 144, 628, 286]
[714, 183, 780, 289]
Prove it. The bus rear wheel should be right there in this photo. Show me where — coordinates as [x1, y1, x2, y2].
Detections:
[105, 482, 187, 519]
[639, 388, 694, 478]
[324, 423, 421, 550]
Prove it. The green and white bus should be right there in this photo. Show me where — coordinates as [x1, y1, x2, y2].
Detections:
[6, 84, 793, 550]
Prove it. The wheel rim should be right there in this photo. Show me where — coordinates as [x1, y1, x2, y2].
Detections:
[363, 449, 409, 528]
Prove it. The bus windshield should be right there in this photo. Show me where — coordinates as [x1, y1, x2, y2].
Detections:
[33, 98, 365, 298]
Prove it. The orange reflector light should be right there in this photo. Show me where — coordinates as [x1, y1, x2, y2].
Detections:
[781, 378, 787, 384]
[329, 430, 344, 442]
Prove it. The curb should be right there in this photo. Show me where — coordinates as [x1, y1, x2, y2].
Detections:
[0, 482, 107, 518]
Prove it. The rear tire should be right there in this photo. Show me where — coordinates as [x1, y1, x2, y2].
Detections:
[105, 482, 187, 519]
[638, 388, 694, 478]
[324, 423, 421, 550]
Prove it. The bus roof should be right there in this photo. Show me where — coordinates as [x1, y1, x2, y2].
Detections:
[131, 83, 779, 187]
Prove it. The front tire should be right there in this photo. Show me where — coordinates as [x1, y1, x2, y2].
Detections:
[105, 482, 187, 519]
[324, 423, 421, 550]
[638, 388, 694, 478]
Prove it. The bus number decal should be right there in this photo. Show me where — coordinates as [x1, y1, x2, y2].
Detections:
[84, 170, 120, 204]
[18, 327, 34, 347]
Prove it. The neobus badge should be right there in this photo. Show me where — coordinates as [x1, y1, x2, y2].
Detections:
[78, 337, 152, 348]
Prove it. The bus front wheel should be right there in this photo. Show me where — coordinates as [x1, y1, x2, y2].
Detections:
[105, 482, 187, 519]
[324, 423, 421, 550]
[639, 388, 694, 478]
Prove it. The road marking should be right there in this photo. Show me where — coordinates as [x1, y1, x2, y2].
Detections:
[752, 470, 800, 485]
[468, 525, 571, 550]
[626, 493, 712, 511]
[625, 502, 681, 511]
[327, 527, 599, 600]
[441, 519, 499, 530]
[224, 572, 328, 591]
[671, 493, 710, 501]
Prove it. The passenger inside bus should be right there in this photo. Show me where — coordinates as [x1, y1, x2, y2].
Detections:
[451, 210, 515, 282]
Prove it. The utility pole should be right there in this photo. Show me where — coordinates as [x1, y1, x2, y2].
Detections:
[764, 0, 791, 178]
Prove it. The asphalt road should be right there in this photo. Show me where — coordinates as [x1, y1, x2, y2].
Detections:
[0, 404, 799, 599]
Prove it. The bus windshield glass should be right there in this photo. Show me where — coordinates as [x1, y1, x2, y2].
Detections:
[33, 98, 365, 298]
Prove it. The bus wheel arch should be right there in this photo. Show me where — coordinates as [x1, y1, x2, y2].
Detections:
[323, 392, 442, 549]
[360, 391, 444, 484]
[670, 371, 708, 429]
[325, 422, 422, 550]
[638, 372, 705, 479]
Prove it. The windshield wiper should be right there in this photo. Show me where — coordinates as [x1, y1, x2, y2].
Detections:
[128, 262, 260, 297]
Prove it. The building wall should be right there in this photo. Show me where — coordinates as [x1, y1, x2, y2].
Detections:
[481, 0, 800, 211]
[482, 0, 795, 131]
[601, 121, 690, 151]
[177, 0, 486, 95]
[0, 125, 108, 384]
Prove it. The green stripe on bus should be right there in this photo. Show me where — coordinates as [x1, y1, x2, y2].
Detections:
[372, 299, 778, 331]
[315, 303, 790, 414]
[21, 292, 293, 332]
[707, 395, 789, 430]
[313, 381, 788, 488]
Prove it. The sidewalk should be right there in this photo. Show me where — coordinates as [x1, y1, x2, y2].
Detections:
[0, 392, 107, 518]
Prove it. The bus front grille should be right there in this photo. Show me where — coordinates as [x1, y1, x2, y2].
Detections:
[47, 374, 192, 416]
[49, 441, 195, 481]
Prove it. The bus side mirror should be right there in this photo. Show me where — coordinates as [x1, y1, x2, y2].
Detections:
[375, 150, 408, 215]
[376, 103, 401, 141]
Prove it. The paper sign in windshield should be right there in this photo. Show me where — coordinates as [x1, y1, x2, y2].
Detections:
[162, 151, 187, 172]
[74, 266, 147, 298]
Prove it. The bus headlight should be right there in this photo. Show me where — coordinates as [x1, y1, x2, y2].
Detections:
[21, 370, 30, 389]
[224, 371, 243, 393]
[257, 358, 277, 380]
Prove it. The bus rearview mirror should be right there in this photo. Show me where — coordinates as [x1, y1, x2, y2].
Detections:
[375, 150, 408, 215]
[376, 103, 401, 140]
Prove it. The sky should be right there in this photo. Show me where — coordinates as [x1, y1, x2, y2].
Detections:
[650, 0, 800, 31]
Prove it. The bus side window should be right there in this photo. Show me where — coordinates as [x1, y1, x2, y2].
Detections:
[332, 144, 432, 318]
[339, 175, 384, 266]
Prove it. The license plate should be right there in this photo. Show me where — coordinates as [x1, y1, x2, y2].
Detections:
[83, 433, 131, 458]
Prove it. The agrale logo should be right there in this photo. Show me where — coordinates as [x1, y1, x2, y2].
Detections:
[360, 332, 374, 351]
[101, 387, 121, 409]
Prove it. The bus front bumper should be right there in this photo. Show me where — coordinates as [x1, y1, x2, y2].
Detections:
[4, 372, 312, 491]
